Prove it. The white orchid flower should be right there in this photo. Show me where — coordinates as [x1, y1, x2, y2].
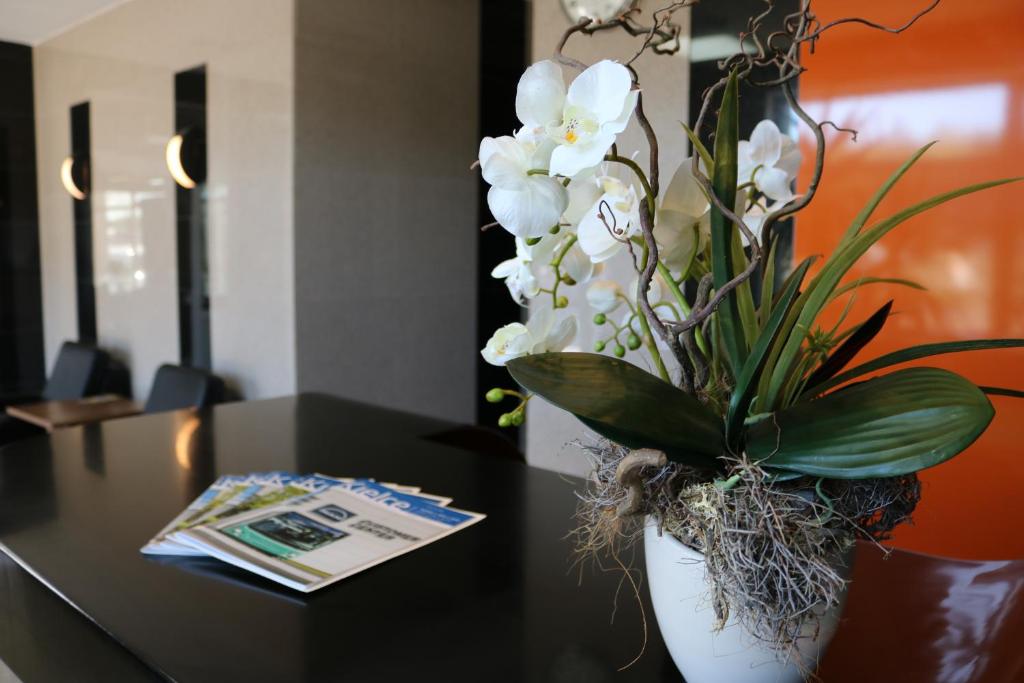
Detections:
[738, 120, 801, 202]
[527, 306, 578, 354]
[654, 157, 711, 274]
[480, 323, 533, 366]
[577, 175, 641, 263]
[586, 280, 623, 314]
[480, 307, 578, 367]
[479, 134, 568, 238]
[515, 59, 638, 179]
[559, 238, 597, 285]
[741, 199, 788, 243]
[563, 176, 605, 230]
[491, 237, 558, 304]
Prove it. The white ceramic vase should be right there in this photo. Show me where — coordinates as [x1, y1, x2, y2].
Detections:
[644, 521, 853, 683]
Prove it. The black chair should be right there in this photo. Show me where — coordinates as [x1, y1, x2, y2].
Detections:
[0, 342, 112, 448]
[144, 365, 225, 414]
[41, 342, 110, 401]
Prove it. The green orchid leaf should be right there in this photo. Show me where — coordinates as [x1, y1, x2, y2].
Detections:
[679, 122, 714, 174]
[981, 386, 1024, 399]
[763, 175, 1023, 410]
[828, 277, 925, 304]
[837, 141, 936, 248]
[726, 257, 813, 447]
[749, 367, 995, 479]
[507, 353, 724, 468]
[759, 237, 779, 324]
[808, 338, 1024, 396]
[801, 300, 893, 394]
[709, 70, 746, 373]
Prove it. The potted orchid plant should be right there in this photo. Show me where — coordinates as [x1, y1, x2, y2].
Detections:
[476, 1, 1022, 681]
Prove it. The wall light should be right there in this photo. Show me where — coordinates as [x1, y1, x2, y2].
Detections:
[60, 154, 88, 200]
[165, 127, 206, 189]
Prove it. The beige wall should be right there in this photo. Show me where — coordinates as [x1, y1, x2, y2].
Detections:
[34, 0, 296, 401]
[525, 1, 691, 475]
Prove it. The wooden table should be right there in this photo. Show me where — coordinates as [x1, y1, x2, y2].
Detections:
[6, 394, 142, 432]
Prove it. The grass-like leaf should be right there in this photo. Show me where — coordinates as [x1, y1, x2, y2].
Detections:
[726, 257, 813, 447]
[762, 175, 1023, 410]
[808, 338, 1024, 396]
[801, 300, 893, 394]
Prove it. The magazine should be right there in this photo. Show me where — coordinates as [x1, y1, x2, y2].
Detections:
[142, 473, 484, 592]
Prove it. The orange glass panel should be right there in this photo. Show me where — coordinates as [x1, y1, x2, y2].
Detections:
[795, 0, 1024, 559]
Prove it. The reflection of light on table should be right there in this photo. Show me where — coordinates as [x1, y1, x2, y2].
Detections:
[175, 415, 200, 470]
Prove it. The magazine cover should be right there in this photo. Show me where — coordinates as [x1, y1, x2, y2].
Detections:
[175, 486, 484, 592]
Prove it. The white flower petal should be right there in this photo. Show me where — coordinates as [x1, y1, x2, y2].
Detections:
[602, 88, 638, 136]
[479, 136, 529, 189]
[481, 323, 533, 366]
[516, 60, 566, 131]
[487, 177, 568, 238]
[660, 158, 709, 217]
[543, 315, 578, 353]
[561, 240, 594, 284]
[777, 136, 802, 177]
[577, 207, 623, 263]
[586, 280, 622, 313]
[757, 166, 795, 202]
[654, 210, 700, 273]
[566, 60, 633, 124]
[490, 258, 519, 279]
[548, 132, 616, 178]
[563, 177, 604, 227]
[748, 120, 782, 166]
[526, 306, 555, 340]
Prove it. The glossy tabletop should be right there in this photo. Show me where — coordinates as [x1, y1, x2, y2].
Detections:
[2, 394, 1021, 682]
[0, 394, 679, 682]
[5, 394, 142, 432]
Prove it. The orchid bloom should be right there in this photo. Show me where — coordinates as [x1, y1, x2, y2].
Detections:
[516, 59, 638, 178]
[741, 199, 788, 243]
[586, 280, 623, 314]
[576, 175, 641, 263]
[479, 134, 568, 238]
[480, 307, 578, 367]
[654, 157, 710, 274]
[491, 237, 558, 304]
[738, 120, 801, 202]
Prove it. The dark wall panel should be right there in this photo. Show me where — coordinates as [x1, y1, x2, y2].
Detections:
[0, 41, 44, 395]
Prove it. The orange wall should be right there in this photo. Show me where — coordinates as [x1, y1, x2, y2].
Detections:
[795, 0, 1024, 559]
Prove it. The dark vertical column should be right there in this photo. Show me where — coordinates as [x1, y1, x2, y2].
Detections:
[476, 0, 526, 430]
[173, 66, 209, 369]
[70, 102, 96, 344]
[0, 41, 44, 395]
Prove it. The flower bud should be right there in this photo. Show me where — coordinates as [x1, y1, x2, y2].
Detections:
[593, 313, 606, 325]
[555, 296, 569, 309]
[510, 411, 525, 426]
[525, 237, 542, 246]
[593, 340, 606, 352]
[548, 224, 561, 235]
[485, 388, 505, 403]
[626, 333, 641, 350]
[613, 344, 626, 358]
[498, 413, 513, 428]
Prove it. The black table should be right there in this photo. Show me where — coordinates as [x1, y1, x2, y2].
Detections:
[0, 394, 680, 682]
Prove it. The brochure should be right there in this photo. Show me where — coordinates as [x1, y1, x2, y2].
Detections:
[142, 472, 484, 592]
